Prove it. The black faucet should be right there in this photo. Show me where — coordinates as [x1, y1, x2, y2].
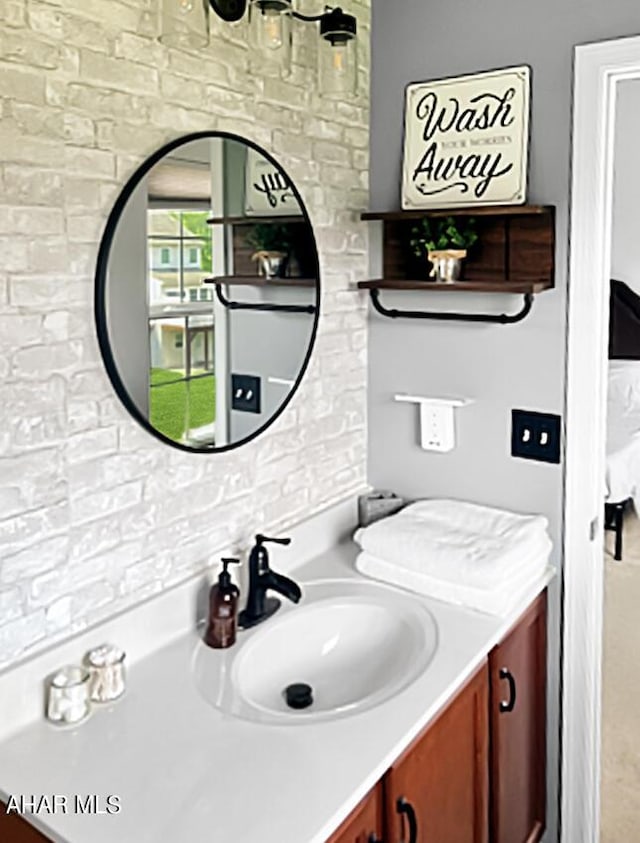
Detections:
[238, 534, 302, 629]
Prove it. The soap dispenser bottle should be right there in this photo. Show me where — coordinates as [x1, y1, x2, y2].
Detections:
[204, 558, 240, 649]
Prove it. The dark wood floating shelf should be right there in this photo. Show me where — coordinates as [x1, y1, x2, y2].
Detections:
[357, 279, 552, 294]
[361, 204, 553, 221]
[205, 276, 316, 288]
[359, 204, 556, 323]
[207, 214, 305, 225]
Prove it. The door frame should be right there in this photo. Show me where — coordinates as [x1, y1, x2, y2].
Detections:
[562, 34, 640, 843]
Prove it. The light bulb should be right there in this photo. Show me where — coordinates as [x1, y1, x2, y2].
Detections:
[262, 9, 284, 50]
[248, 0, 292, 75]
[179, 0, 194, 12]
[332, 45, 347, 75]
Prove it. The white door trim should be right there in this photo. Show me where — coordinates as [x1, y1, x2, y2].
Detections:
[562, 35, 640, 843]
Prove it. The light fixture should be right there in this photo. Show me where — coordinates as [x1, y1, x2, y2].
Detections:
[159, 0, 210, 50]
[248, 1, 293, 76]
[316, 7, 358, 98]
[159, 1, 359, 99]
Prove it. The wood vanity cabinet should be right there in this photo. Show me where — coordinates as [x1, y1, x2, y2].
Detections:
[0, 802, 52, 842]
[384, 663, 489, 843]
[489, 591, 547, 843]
[327, 590, 548, 843]
[327, 785, 384, 843]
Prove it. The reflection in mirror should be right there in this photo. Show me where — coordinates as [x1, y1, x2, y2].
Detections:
[96, 133, 320, 452]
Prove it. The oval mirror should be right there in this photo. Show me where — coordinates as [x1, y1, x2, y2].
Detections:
[95, 132, 320, 452]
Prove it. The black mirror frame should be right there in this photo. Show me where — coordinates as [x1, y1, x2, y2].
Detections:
[94, 130, 321, 455]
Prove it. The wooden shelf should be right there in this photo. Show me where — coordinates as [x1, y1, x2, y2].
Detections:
[361, 205, 553, 221]
[359, 204, 556, 323]
[207, 214, 306, 225]
[363, 207, 555, 290]
[204, 276, 317, 288]
[357, 279, 552, 294]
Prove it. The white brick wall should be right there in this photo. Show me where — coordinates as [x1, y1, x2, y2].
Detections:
[0, 0, 371, 670]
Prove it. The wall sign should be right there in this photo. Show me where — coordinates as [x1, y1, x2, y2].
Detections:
[245, 148, 300, 216]
[402, 66, 531, 209]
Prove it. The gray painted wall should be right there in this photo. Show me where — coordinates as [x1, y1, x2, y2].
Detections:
[228, 286, 317, 442]
[222, 138, 316, 443]
[612, 78, 640, 293]
[369, 3, 640, 840]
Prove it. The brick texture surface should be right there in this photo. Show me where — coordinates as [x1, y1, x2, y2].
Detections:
[0, 0, 371, 669]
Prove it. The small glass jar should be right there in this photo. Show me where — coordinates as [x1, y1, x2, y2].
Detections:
[47, 666, 91, 726]
[85, 644, 127, 703]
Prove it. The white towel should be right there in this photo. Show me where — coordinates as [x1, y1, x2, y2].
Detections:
[355, 547, 552, 616]
[354, 499, 550, 591]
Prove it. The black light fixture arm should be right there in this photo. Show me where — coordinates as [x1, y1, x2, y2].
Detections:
[291, 10, 327, 23]
[209, 0, 356, 35]
[207, 1, 349, 24]
[297, 6, 358, 40]
[208, 0, 248, 23]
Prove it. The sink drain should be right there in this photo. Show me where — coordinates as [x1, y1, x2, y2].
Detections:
[284, 683, 313, 710]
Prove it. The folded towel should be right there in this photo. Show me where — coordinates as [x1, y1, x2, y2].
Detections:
[356, 550, 553, 616]
[354, 499, 550, 591]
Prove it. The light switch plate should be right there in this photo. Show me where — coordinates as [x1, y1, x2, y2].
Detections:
[231, 374, 261, 414]
[511, 409, 561, 464]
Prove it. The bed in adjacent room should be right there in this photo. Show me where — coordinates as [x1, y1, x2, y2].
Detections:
[605, 280, 640, 559]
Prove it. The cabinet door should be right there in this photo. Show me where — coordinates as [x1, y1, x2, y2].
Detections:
[384, 663, 489, 843]
[326, 783, 384, 843]
[0, 803, 53, 842]
[489, 591, 547, 843]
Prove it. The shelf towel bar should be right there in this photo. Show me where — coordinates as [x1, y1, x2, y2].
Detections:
[369, 289, 533, 324]
[206, 282, 317, 315]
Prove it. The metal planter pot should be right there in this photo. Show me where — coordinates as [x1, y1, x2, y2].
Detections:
[427, 249, 467, 284]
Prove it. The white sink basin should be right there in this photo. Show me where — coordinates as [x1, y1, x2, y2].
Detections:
[193, 578, 438, 724]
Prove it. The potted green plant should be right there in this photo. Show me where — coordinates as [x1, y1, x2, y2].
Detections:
[410, 216, 479, 283]
[245, 223, 294, 279]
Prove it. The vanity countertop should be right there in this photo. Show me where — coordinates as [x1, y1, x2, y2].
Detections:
[0, 542, 554, 843]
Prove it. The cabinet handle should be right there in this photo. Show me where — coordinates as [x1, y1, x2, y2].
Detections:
[396, 797, 418, 843]
[499, 667, 517, 713]
[368, 836, 384, 843]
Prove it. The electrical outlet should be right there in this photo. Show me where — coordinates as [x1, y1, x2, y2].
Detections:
[231, 374, 261, 414]
[395, 394, 469, 452]
[511, 409, 561, 464]
[420, 403, 456, 452]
